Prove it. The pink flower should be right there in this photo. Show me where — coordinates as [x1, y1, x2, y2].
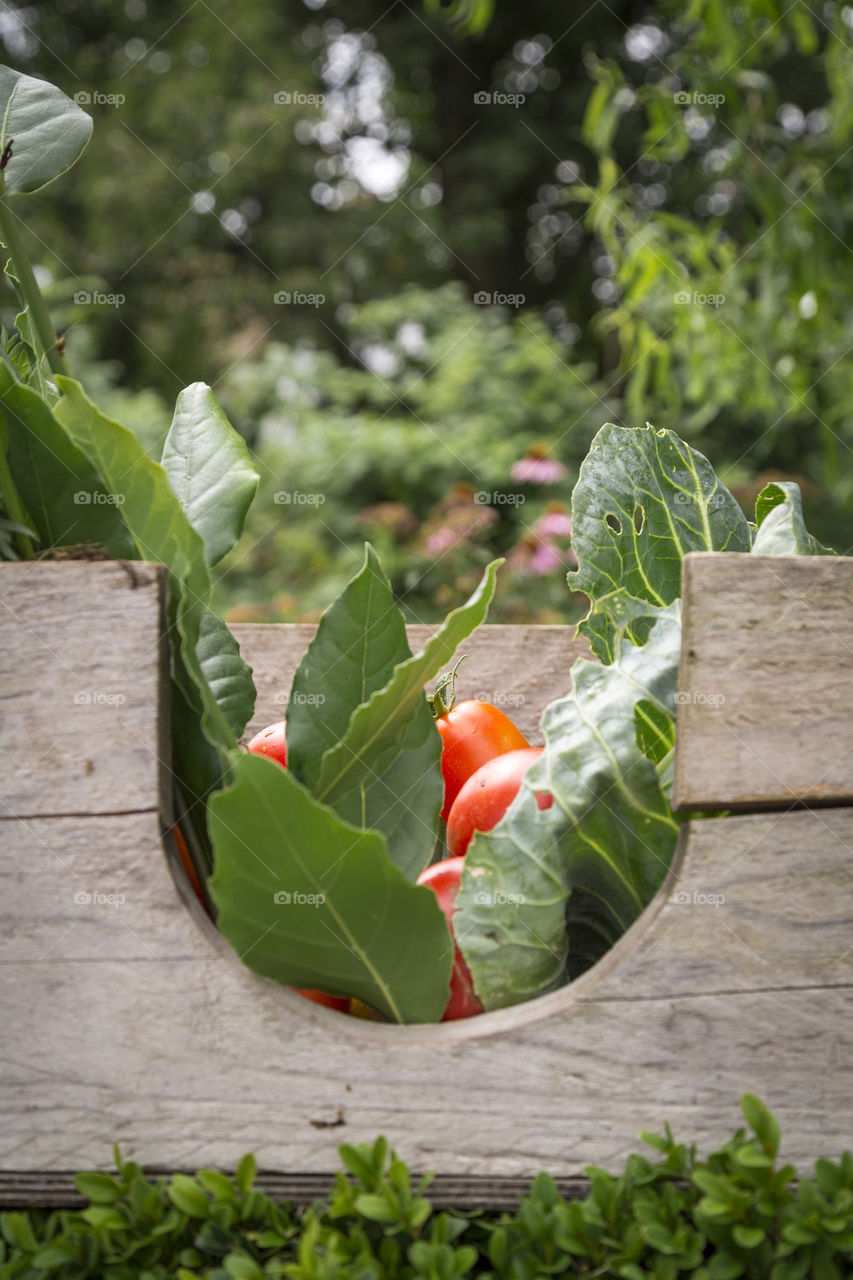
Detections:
[536, 511, 573, 538]
[511, 456, 568, 485]
[425, 527, 458, 556]
[529, 539, 563, 574]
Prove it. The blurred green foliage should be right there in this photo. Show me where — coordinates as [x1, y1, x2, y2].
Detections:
[4, 0, 853, 619]
[212, 284, 602, 622]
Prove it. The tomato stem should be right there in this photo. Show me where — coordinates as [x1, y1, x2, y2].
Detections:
[428, 653, 467, 719]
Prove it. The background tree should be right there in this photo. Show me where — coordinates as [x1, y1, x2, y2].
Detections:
[2, 0, 852, 620]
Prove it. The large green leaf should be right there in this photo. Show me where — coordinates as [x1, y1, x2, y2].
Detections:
[455, 602, 682, 1011]
[53, 376, 236, 761]
[208, 753, 453, 1024]
[752, 481, 835, 556]
[160, 383, 259, 567]
[287, 544, 441, 879]
[288, 546, 412, 788]
[314, 559, 502, 810]
[0, 363, 133, 555]
[578, 586, 663, 664]
[0, 66, 92, 195]
[569, 423, 752, 613]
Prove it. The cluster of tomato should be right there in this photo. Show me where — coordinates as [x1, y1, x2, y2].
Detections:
[217, 658, 548, 1022]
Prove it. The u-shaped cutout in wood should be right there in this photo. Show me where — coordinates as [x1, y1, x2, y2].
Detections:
[2, 558, 852, 1197]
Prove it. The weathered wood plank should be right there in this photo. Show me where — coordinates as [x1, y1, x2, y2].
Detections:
[0, 562, 168, 819]
[591, 808, 853, 998]
[3, 805, 852, 1181]
[233, 623, 592, 747]
[673, 553, 853, 811]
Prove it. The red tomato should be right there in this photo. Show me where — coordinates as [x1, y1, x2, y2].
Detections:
[417, 857, 483, 1021]
[435, 702, 529, 820]
[291, 988, 351, 1013]
[171, 822, 205, 905]
[246, 720, 287, 768]
[446, 747, 553, 857]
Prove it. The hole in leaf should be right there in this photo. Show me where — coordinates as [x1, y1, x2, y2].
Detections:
[633, 504, 645, 533]
[605, 512, 622, 534]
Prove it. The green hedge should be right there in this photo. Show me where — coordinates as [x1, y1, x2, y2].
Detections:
[2, 1096, 851, 1279]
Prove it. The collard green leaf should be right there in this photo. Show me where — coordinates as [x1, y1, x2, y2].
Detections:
[569, 423, 752, 615]
[578, 587, 661, 664]
[314, 559, 502, 810]
[160, 383, 258, 567]
[208, 753, 453, 1024]
[455, 602, 682, 1010]
[635, 698, 675, 765]
[0, 65, 92, 195]
[752, 481, 834, 557]
[287, 544, 442, 879]
[0, 363, 134, 555]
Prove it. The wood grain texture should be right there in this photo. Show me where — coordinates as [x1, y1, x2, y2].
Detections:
[673, 552, 853, 811]
[233, 623, 593, 747]
[4, 570, 853, 1196]
[3, 806, 852, 1184]
[0, 561, 168, 819]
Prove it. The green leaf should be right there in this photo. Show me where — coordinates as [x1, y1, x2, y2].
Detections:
[53, 376, 236, 760]
[577, 587, 660, 664]
[456, 602, 681, 1009]
[197, 608, 256, 741]
[288, 546, 413, 788]
[752, 482, 835, 557]
[0, 363, 134, 554]
[197, 1169, 238, 1202]
[732, 1224, 766, 1249]
[32, 1246, 77, 1268]
[741, 1094, 781, 1159]
[287, 544, 442, 879]
[208, 752, 453, 1024]
[224, 1252, 265, 1279]
[1, 1212, 38, 1252]
[354, 1194, 397, 1223]
[74, 1171, 125, 1204]
[635, 698, 675, 765]
[569, 423, 751, 614]
[708, 1254, 745, 1280]
[236, 1153, 256, 1196]
[161, 382, 258, 567]
[0, 65, 92, 195]
[169, 1174, 211, 1218]
[314, 559, 502, 810]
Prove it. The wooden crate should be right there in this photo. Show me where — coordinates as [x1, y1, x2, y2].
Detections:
[2, 553, 852, 1207]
